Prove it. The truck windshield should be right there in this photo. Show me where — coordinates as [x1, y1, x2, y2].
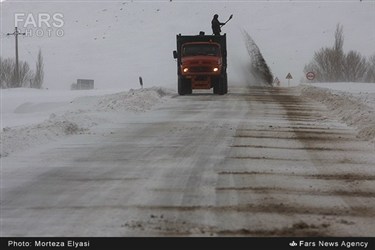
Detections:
[182, 44, 219, 56]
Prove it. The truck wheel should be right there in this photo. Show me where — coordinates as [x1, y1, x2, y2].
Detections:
[223, 73, 228, 94]
[217, 76, 225, 95]
[184, 78, 192, 94]
[213, 77, 220, 94]
[178, 76, 185, 95]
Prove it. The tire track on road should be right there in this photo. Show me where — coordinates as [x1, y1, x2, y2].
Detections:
[215, 87, 375, 236]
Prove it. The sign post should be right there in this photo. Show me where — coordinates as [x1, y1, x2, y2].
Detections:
[286, 73, 293, 87]
[273, 77, 280, 87]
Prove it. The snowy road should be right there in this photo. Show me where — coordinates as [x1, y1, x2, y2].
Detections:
[2, 87, 375, 236]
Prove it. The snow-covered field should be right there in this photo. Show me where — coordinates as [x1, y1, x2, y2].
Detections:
[1, 88, 126, 128]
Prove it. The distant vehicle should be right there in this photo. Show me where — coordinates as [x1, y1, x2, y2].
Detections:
[71, 79, 94, 90]
[173, 32, 228, 95]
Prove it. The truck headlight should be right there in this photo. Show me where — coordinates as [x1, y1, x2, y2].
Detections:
[183, 68, 189, 72]
[213, 67, 219, 72]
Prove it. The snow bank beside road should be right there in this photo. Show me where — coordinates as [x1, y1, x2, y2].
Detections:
[299, 84, 375, 145]
[80, 87, 172, 113]
[1, 87, 173, 157]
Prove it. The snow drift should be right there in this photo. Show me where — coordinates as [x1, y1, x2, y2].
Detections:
[299, 84, 375, 145]
[0, 87, 173, 157]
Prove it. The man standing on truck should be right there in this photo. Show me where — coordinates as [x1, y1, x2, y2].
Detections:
[211, 14, 225, 36]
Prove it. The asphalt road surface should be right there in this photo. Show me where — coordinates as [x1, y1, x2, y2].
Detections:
[2, 87, 375, 236]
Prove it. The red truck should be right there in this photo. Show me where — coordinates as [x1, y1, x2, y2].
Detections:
[173, 33, 228, 95]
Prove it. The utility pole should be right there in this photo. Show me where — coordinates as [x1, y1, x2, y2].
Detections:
[7, 27, 26, 86]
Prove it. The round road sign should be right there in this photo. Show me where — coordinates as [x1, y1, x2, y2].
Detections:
[306, 72, 315, 80]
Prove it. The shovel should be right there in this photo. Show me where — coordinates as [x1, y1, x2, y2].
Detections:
[222, 14, 233, 26]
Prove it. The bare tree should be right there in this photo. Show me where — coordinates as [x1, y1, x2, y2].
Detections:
[343, 50, 367, 82]
[364, 54, 375, 83]
[0, 57, 5, 88]
[18, 61, 33, 87]
[32, 49, 44, 89]
[0, 57, 33, 88]
[332, 23, 345, 81]
[334, 23, 344, 53]
[314, 48, 336, 81]
[1, 58, 15, 88]
[304, 23, 369, 83]
[305, 46, 340, 82]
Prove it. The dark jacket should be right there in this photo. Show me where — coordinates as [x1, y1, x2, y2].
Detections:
[211, 17, 225, 35]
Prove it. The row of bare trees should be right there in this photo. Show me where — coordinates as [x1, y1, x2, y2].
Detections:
[0, 49, 44, 88]
[304, 24, 375, 83]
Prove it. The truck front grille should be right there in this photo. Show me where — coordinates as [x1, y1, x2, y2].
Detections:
[189, 66, 211, 73]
